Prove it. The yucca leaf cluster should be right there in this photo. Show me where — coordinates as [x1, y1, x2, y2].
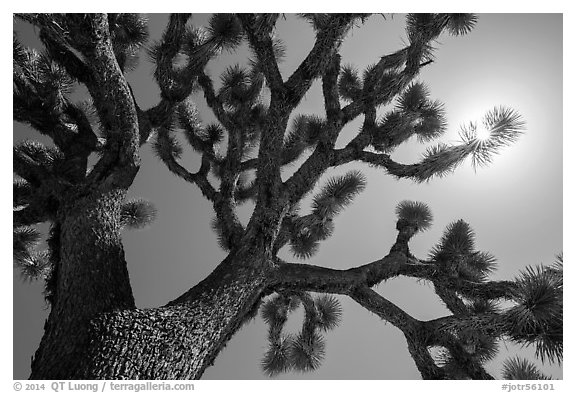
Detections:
[260, 292, 342, 376]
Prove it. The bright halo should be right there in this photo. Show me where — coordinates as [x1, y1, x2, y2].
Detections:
[476, 126, 492, 141]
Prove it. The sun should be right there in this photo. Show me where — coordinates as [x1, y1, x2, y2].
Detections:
[475, 126, 492, 141]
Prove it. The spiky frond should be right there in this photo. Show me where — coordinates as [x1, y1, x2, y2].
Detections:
[431, 219, 475, 259]
[290, 215, 335, 243]
[301, 115, 324, 145]
[13, 34, 27, 66]
[406, 13, 444, 43]
[207, 14, 244, 52]
[13, 226, 41, 263]
[311, 170, 367, 218]
[502, 357, 552, 380]
[262, 337, 293, 377]
[109, 14, 149, 52]
[205, 124, 225, 145]
[338, 64, 362, 101]
[282, 114, 325, 162]
[14, 140, 63, 168]
[289, 232, 320, 260]
[506, 265, 563, 363]
[458, 327, 500, 363]
[548, 253, 563, 274]
[219, 64, 254, 107]
[289, 331, 326, 372]
[152, 130, 183, 162]
[414, 100, 447, 142]
[460, 106, 525, 169]
[271, 36, 286, 63]
[444, 14, 478, 36]
[466, 299, 500, 315]
[261, 296, 289, 326]
[434, 348, 470, 379]
[314, 295, 342, 331]
[372, 111, 413, 152]
[395, 200, 433, 233]
[457, 251, 498, 282]
[13, 179, 32, 208]
[14, 249, 51, 282]
[120, 199, 157, 230]
[397, 82, 430, 113]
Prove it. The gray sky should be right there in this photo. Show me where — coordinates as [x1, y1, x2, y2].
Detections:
[13, 13, 562, 380]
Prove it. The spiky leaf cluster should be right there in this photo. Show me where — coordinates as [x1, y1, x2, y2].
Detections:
[281, 114, 325, 164]
[207, 14, 244, 52]
[288, 215, 334, 260]
[430, 220, 497, 282]
[457, 327, 500, 363]
[466, 299, 500, 315]
[13, 179, 32, 208]
[261, 337, 293, 376]
[434, 347, 471, 379]
[444, 14, 478, 36]
[372, 82, 447, 152]
[120, 199, 157, 230]
[260, 293, 342, 376]
[459, 106, 525, 169]
[311, 170, 366, 218]
[338, 65, 362, 101]
[502, 357, 552, 380]
[395, 200, 433, 233]
[14, 141, 63, 168]
[13, 227, 51, 281]
[152, 127, 183, 162]
[219, 64, 263, 109]
[286, 171, 365, 259]
[108, 14, 149, 72]
[14, 226, 41, 263]
[14, 141, 64, 186]
[505, 265, 563, 363]
[14, 250, 51, 282]
[406, 13, 477, 42]
[314, 295, 342, 331]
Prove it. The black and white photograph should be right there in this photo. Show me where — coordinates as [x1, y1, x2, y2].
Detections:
[11, 8, 565, 387]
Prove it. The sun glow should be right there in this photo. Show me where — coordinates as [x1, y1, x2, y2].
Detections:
[475, 126, 492, 141]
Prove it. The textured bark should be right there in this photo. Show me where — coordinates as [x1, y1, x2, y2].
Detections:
[31, 204, 272, 380]
[31, 188, 136, 379]
[74, 264, 269, 379]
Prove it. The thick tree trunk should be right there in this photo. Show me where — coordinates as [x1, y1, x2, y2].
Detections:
[31, 188, 136, 379]
[74, 262, 270, 379]
[30, 195, 273, 380]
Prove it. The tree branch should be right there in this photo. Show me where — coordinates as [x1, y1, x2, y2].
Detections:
[197, 72, 234, 131]
[156, 128, 218, 202]
[283, 14, 355, 109]
[271, 252, 437, 294]
[151, 13, 193, 102]
[349, 285, 420, 332]
[237, 14, 284, 93]
[321, 53, 342, 123]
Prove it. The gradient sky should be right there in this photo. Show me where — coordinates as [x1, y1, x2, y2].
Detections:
[13, 13, 562, 380]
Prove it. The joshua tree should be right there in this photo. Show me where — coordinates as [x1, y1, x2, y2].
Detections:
[13, 13, 562, 380]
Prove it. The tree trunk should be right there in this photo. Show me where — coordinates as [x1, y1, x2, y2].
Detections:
[30, 198, 273, 380]
[74, 262, 270, 379]
[31, 188, 136, 379]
